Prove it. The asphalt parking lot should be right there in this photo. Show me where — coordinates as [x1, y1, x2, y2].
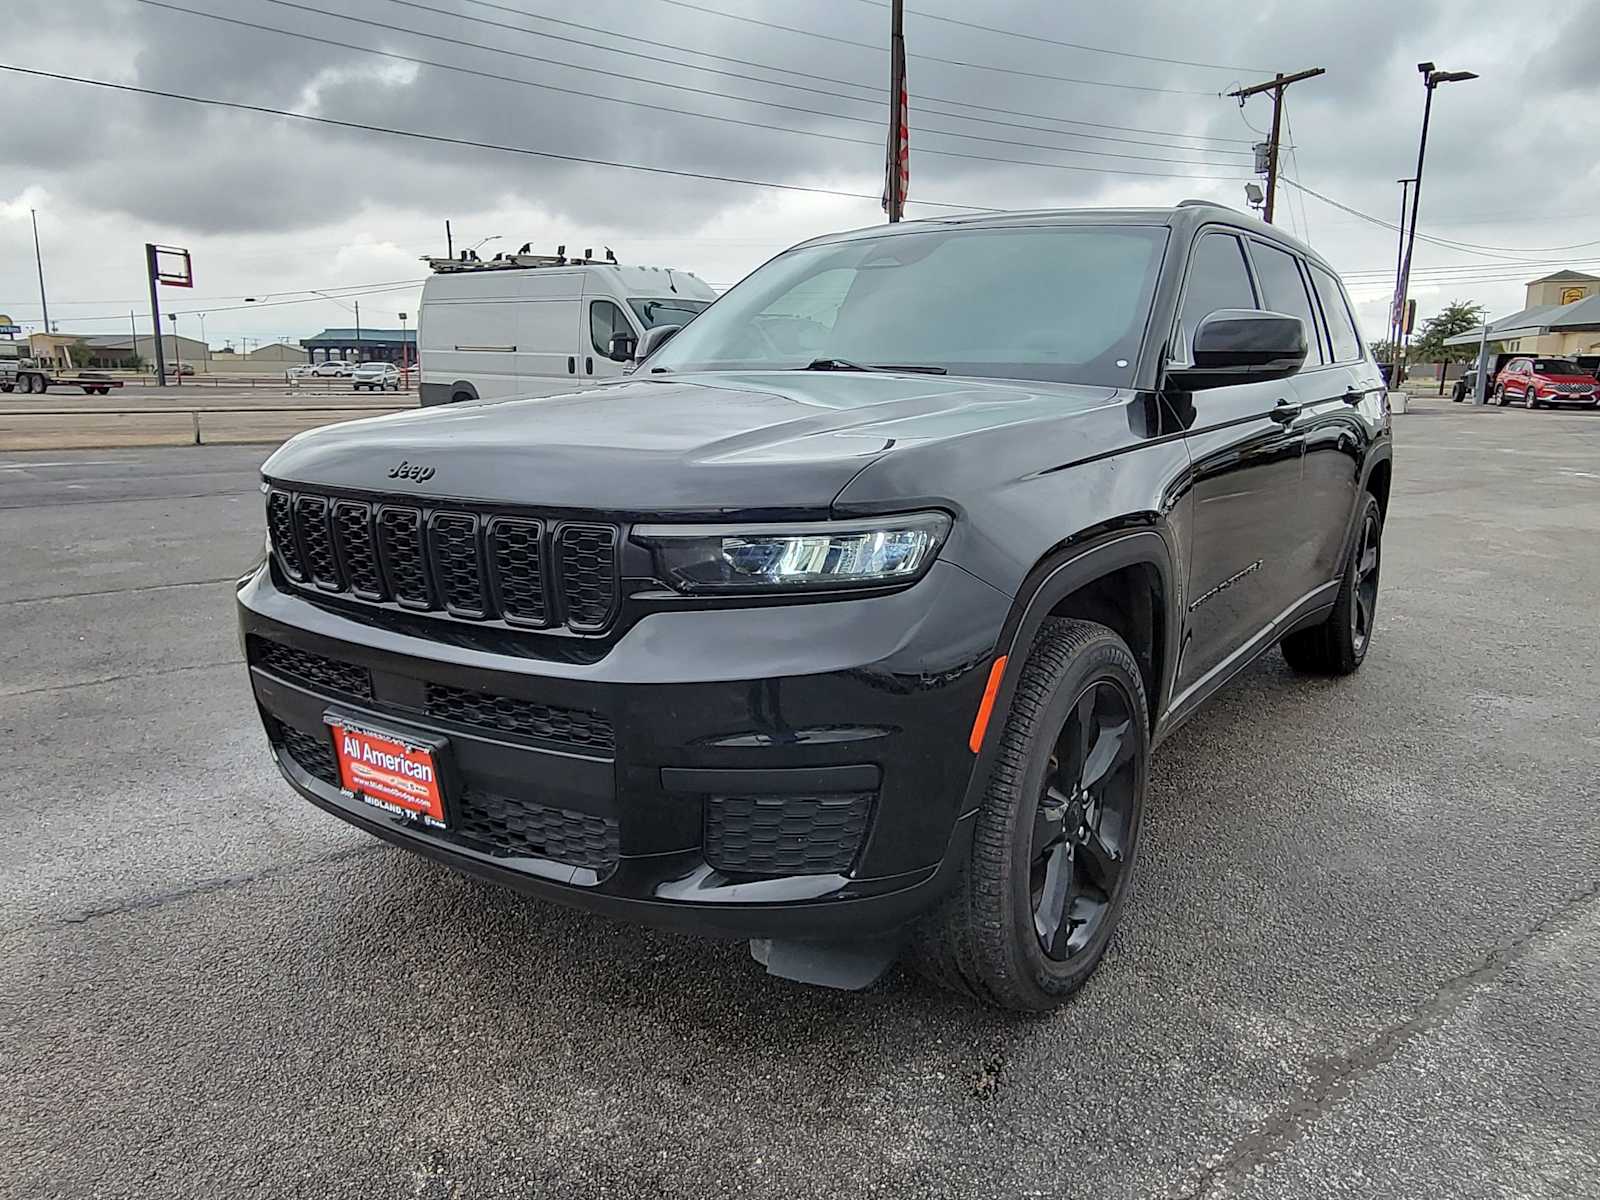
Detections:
[3, 399, 1597, 1199]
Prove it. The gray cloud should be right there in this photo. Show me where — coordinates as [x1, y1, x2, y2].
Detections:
[3, 0, 1597, 342]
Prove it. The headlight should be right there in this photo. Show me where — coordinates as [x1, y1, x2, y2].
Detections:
[632, 512, 951, 594]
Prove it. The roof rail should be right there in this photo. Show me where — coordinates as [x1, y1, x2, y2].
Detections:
[1176, 198, 1230, 209]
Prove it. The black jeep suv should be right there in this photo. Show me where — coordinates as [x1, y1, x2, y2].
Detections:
[239, 203, 1391, 1011]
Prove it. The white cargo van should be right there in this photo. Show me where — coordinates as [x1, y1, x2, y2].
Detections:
[416, 255, 717, 406]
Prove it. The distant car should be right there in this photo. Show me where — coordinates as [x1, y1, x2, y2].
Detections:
[311, 360, 353, 378]
[165, 363, 195, 377]
[1493, 357, 1599, 408]
[351, 361, 401, 391]
[286, 364, 315, 379]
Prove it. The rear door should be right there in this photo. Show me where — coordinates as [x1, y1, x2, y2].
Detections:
[1247, 237, 1353, 591]
[1302, 262, 1381, 582]
[1173, 228, 1310, 701]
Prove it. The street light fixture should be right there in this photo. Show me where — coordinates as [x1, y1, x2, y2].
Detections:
[1390, 61, 1478, 381]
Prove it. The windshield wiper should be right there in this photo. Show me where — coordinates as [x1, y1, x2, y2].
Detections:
[803, 358, 947, 375]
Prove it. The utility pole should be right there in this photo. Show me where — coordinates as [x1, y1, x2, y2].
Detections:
[1227, 68, 1325, 225]
[30, 209, 51, 334]
[883, 0, 907, 223]
[128, 310, 138, 369]
[144, 243, 168, 386]
[354, 299, 362, 363]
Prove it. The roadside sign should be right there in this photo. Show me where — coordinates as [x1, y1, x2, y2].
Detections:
[0, 313, 18, 336]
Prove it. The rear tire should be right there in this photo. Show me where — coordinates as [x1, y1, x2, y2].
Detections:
[1282, 493, 1383, 676]
[910, 619, 1149, 1012]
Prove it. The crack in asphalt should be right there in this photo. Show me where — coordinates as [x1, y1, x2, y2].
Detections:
[44, 843, 388, 930]
[1170, 877, 1600, 1200]
[0, 658, 242, 700]
[0, 576, 238, 606]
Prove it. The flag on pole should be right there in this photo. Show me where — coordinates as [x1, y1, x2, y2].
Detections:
[883, 39, 909, 218]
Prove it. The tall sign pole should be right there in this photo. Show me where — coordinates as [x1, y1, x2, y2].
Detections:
[31, 210, 51, 334]
[1227, 67, 1325, 225]
[145, 243, 168, 386]
[883, 0, 908, 223]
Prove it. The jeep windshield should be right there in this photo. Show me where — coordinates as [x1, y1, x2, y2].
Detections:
[646, 224, 1167, 387]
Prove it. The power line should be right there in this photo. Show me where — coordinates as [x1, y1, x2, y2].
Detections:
[259, 0, 1247, 167]
[840, 0, 1265, 74]
[22, 282, 426, 326]
[1283, 179, 1600, 259]
[15, 277, 428, 307]
[399, 0, 1253, 155]
[133, 2, 1249, 178]
[0, 63, 1000, 212]
[651, 0, 1219, 95]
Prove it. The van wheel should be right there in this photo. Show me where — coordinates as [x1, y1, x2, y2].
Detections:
[451, 391, 472, 404]
[910, 619, 1149, 1012]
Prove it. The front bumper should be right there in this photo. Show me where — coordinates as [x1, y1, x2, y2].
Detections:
[238, 560, 1006, 939]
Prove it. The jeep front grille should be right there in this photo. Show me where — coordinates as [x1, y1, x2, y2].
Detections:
[265, 486, 622, 632]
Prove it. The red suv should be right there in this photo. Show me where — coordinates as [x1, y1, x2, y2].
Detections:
[1493, 357, 1599, 408]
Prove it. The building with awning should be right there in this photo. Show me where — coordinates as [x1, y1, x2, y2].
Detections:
[1444, 270, 1600, 358]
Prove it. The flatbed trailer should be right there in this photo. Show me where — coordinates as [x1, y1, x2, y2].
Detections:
[0, 344, 125, 395]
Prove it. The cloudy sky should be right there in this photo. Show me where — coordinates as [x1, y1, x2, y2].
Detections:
[2, 0, 1597, 352]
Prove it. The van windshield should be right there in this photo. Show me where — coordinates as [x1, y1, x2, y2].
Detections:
[629, 298, 711, 329]
[645, 225, 1168, 386]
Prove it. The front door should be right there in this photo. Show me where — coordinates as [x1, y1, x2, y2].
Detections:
[1171, 230, 1309, 703]
[583, 299, 639, 388]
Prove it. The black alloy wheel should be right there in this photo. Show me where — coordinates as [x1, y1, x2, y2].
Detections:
[911, 618, 1150, 1011]
[1029, 680, 1139, 963]
[1350, 504, 1381, 656]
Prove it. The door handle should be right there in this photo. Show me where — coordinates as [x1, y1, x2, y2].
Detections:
[1269, 400, 1302, 423]
[567, 356, 576, 374]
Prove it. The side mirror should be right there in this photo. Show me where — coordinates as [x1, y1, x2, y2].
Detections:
[636, 323, 683, 361]
[1168, 309, 1308, 390]
[606, 330, 638, 363]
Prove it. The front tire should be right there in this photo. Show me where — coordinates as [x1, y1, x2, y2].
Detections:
[1282, 493, 1382, 675]
[911, 619, 1149, 1012]
[1495, 384, 1508, 406]
[1526, 387, 1541, 409]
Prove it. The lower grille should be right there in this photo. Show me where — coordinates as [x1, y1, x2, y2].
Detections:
[704, 793, 874, 876]
[249, 636, 372, 699]
[274, 721, 339, 787]
[454, 789, 619, 871]
[424, 682, 614, 753]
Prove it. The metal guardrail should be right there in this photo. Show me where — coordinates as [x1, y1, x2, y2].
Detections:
[2, 404, 408, 445]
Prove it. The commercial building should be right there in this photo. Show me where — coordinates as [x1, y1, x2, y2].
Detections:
[301, 327, 416, 365]
[1446, 270, 1600, 358]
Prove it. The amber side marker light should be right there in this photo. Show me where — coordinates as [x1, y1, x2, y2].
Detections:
[968, 655, 1008, 754]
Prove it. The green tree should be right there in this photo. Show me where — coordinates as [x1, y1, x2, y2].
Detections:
[1411, 300, 1487, 393]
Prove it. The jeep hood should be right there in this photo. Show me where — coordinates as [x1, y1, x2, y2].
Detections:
[261, 372, 1119, 517]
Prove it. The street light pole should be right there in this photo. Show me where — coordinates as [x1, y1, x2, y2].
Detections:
[1392, 62, 1477, 383]
[1387, 177, 1416, 372]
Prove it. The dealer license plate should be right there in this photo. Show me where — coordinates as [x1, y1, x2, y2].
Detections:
[326, 718, 447, 828]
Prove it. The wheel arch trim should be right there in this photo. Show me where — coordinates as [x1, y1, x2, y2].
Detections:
[959, 527, 1179, 815]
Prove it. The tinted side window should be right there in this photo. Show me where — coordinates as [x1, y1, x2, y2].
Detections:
[589, 300, 631, 356]
[1251, 242, 1326, 366]
[1178, 232, 1257, 346]
[1309, 264, 1362, 362]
